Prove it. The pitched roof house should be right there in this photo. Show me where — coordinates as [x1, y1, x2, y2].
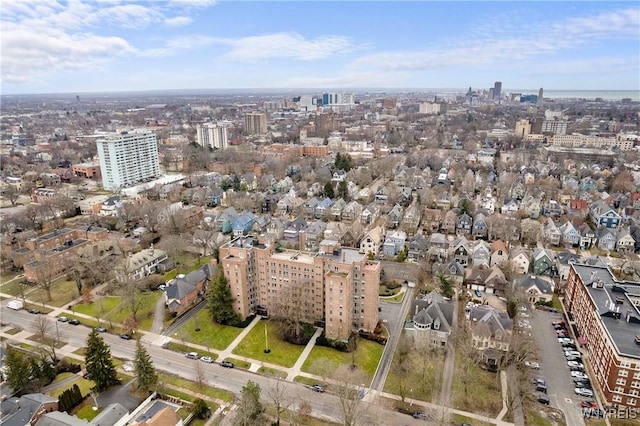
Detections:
[165, 262, 215, 315]
[515, 275, 555, 304]
[406, 290, 455, 348]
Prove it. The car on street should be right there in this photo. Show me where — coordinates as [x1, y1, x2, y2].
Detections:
[566, 355, 582, 362]
[119, 333, 132, 340]
[412, 412, 428, 419]
[558, 338, 572, 344]
[535, 384, 548, 393]
[571, 371, 589, 380]
[68, 319, 80, 325]
[200, 356, 214, 363]
[575, 388, 594, 397]
[185, 352, 199, 360]
[220, 361, 234, 368]
[96, 327, 107, 333]
[568, 361, 584, 369]
[310, 384, 325, 393]
[565, 350, 581, 357]
[532, 378, 546, 386]
[28, 309, 41, 314]
[58, 316, 68, 322]
[537, 395, 550, 405]
[574, 380, 591, 389]
[525, 361, 540, 369]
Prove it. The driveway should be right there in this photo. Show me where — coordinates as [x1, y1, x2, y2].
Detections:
[530, 309, 585, 426]
[96, 381, 142, 412]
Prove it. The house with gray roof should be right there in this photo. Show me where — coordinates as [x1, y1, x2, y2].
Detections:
[382, 230, 407, 257]
[515, 275, 555, 304]
[1, 394, 58, 426]
[165, 262, 215, 315]
[468, 306, 513, 367]
[428, 233, 449, 261]
[302, 220, 326, 252]
[405, 290, 455, 348]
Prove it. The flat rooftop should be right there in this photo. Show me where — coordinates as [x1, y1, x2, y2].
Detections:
[572, 264, 640, 360]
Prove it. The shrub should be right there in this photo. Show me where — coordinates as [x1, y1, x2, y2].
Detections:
[230, 314, 256, 328]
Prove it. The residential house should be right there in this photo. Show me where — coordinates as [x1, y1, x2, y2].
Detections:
[283, 216, 308, 246]
[479, 195, 496, 214]
[341, 201, 362, 223]
[616, 228, 636, 254]
[315, 197, 334, 219]
[323, 222, 347, 242]
[1, 394, 58, 426]
[558, 221, 580, 246]
[422, 208, 443, 232]
[302, 220, 327, 252]
[387, 204, 404, 229]
[453, 236, 470, 267]
[556, 250, 580, 281]
[591, 200, 622, 229]
[361, 203, 380, 225]
[490, 240, 509, 266]
[515, 275, 555, 304]
[472, 240, 491, 267]
[382, 230, 407, 257]
[374, 187, 388, 204]
[501, 198, 519, 215]
[509, 247, 530, 275]
[542, 218, 561, 246]
[252, 214, 271, 233]
[121, 248, 170, 281]
[456, 213, 472, 236]
[230, 211, 256, 236]
[276, 195, 295, 215]
[521, 195, 541, 219]
[359, 226, 384, 257]
[428, 233, 449, 261]
[532, 248, 556, 276]
[542, 200, 564, 217]
[436, 261, 465, 280]
[100, 196, 121, 216]
[435, 191, 452, 211]
[329, 199, 346, 221]
[441, 210, 457, 235]
[192, 229, 225, 255]
[214, 207, 237, 233]
[398, 186, 413, 206]
[483, 264, 508, 295]
[406, 290, 455, 348]
[266, 218, 285, 240]
[331, 170, 347, 183]
[597, 227, 617, 251]
[468, 306, 513, 367]
[568, 199, 589, 217]
[303, 197, 320, 218]
[401, 204, 421, 234]
[472, 212, 488, 239]
[408, 234, 429, 262]
[261, 193, 279, 213]
[579, 224, 597, 250]
[165, 262, 215, 315]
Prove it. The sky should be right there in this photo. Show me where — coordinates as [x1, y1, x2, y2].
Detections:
[1, 0, 639, 95]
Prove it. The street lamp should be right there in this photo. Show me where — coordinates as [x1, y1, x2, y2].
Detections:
[410, 388, 413, 407]
[264, 322, 270, 353]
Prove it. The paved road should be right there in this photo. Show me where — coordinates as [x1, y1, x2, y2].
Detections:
[530, 309, 585, 426]
[438, 296, 458, 413]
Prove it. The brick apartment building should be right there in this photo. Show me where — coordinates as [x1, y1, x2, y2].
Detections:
[565, 264, 640, 409]
[219, 235, 380, 340]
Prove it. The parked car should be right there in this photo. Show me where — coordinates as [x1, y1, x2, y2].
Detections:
[568, 361, 584, 369]
[310, 384, 325, 393]
[566, 355, 582, 362]
[532, 378, 546, 386]
[565, 350, 581, 358]
[28, 309, 41, 314]
[412, 412, 428, 419]
[68, 319, 80, 325]
[525, 361, 540, 369]
[575, 388, 594, 397]
[552, 320, 566, 326]
[571, 371, 588, 380]
[537, 395, 550, 405]
[574, 381, 592, 389]
[58, 316, 68, 322]
[536, 384, 548, 393]
[580, 401, 597, 409]
[200, 356, 214, 363]
[119, 333, 132, 340]
[185, 352, 199, 360]
[558, 338, 572, 344]
[220, 361, 234, 368]
[96, 327, 107, 333]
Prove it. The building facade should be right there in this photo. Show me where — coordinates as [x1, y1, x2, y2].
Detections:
[96, 129, 160, 191]
[565, 264, 640, 410]
[196, 123, 229, 149]
[243, 112, 267, 135]
[219, 236, 380, 340]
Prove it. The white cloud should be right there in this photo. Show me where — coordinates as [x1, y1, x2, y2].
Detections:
[222, 33, 356, 61]
[95, 4, 164, 28]
[164, 16, 192, 27]
[168, 0, 217, 9]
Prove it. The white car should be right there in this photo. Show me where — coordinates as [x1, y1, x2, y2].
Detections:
[525, 361, 540, 369]
[571, 371, 589, 380]
[520, 313, 530, 318]
[200, 356, 214, 363]
[558, 338, 572, 344]
[565, 350, 581, 357]
[567, 361, 584, 369]
[575, 388, 594, 397]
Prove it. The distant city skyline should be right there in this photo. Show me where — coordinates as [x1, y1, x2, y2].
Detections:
[1, 1, 639, 95]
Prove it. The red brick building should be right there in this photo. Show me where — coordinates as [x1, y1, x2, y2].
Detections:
[565, 264, 640, 409]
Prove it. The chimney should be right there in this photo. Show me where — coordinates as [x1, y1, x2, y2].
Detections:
[342, 250, 346, 262]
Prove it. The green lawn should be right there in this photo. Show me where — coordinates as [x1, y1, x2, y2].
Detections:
[232, 321, 305, 368]
[294, 375, 326, 387]
[258, 366, 287, 379]
[224, 357, 251, 370]
[551, 295, 564, 311]
[74, 402, 103, 421]
[179, 309, 243, 350]
[384, 346, 445, 403]
[451, 414, 493, 426]
[162, 341, 218, 361]
[0, 270, 22, 285]
[452, 352, 502, 417]
[74, 292, 161, 331]
[47, 376, 95, 398]
[301, 338, 384, 382]
[380, 292, 405, 303]
[30, 280, 79, 307]
[159, 373, 234, 402]
[74, 296, 121, 320]
[0, 279, 27, 296]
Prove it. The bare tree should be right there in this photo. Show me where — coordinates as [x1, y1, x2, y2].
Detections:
[194, 360, 206, 389]
[3, 186, 21, 206]
[34, 258, 57, 302]
[266, 378, 290, 426]
[332, 364, 369, 426]
[31, 315, 61, 362]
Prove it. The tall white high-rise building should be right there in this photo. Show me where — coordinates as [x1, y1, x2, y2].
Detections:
[96, 129, 160, 191]
[196, 123, 229, 149]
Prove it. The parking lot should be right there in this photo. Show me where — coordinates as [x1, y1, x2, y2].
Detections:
[530, 308, 587, 426]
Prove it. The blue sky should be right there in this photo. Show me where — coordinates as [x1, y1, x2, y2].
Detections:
[1, 1, 639, 94]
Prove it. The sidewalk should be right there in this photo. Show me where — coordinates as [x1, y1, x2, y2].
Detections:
[286, 327, 322, 380]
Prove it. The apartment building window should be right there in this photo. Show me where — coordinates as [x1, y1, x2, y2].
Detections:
[631, 389, 639, 397]
[615, 386, 625, 393]
[617, 378, 627, 385]
[632, 381, 640, 388]
[628, 398, 637, 406]
[634, 372, 640, 379]
[620, 370, 629, 377]
[622, 361, 631, 368]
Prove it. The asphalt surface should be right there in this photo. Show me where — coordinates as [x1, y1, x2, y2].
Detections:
[530, 309, 586, 426]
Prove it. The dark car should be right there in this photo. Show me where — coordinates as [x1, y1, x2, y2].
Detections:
[538, 395, 550, 405]
[412, 412, 428, 419]
[68, 319, 80, 325]
[575, 381, 592, 389]
[28, 309, 41, 314]
[536, 384, 548, 393]
[220, 361, 234, 368]
[310, 384, 325, 393]
[119, 333, 132, 340]
[96, 327, 107, 333]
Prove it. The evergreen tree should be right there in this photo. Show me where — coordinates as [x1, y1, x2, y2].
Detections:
[437, 273, 455, 298]
[323, 181, 334, 199]
[191, 398, 211, 419]
[85, 328, 119, 392]
[338, 180, 349, 201]
[207, 270, 238, 325]
[134, 340, 158, 394]
[233, 380, 265, 426]
[4, 347, 30, 392]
